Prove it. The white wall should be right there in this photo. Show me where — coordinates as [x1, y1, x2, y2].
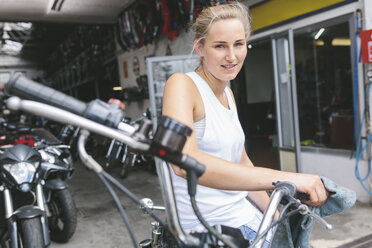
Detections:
[117, 30, 194, 88]
[0, 55, 44, 84]
[364, 0, 372, 29]
[0, 55, 33, 67]
[301, 151, 371, 203]
[116, 30, 194, 119]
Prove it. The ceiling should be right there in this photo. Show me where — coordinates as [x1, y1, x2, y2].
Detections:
[0, 0, 261, 61]
[0, 0, 135, 24]
[0, 0, 135, 61]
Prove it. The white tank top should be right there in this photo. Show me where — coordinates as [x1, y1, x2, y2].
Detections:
[170, 71, 257, 233]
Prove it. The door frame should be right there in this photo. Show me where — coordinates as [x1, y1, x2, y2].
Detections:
[271, 29, 301, 172]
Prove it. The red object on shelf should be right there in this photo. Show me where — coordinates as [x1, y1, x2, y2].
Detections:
[361, 29, 372, 63]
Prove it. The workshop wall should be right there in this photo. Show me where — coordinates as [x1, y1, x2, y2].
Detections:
[117, 29, 193, 88]
[116, 30, 194, 120]
[0, 55, 44, 84]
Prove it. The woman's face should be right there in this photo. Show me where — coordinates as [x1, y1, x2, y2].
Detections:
[196, 18, 247, 82]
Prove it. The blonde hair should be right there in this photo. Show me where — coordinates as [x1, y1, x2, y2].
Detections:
[192, 1, 251, 46]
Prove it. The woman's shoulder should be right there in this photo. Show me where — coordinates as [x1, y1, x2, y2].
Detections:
[167, 72, 194, 83]
[163, 72, 201, 106]
[163, 72, 203, 120]
[165, 72, 197, 91]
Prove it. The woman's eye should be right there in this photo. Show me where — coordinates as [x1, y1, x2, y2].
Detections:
[235, 42, 244, 47]
[215, 45, 224, 48]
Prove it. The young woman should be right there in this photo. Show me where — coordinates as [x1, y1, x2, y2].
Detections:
[162, 2, 328, 245]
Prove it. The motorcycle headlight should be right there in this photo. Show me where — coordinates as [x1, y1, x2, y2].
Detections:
[3, 162, 37, 185]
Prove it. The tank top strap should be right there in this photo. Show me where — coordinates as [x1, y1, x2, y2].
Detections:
[186, 72, 236, 114]
[224, 87, 237, 113]
[185, 72, 216, 107]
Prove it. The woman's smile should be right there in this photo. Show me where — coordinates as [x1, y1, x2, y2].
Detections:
[221, 64, 237, 71]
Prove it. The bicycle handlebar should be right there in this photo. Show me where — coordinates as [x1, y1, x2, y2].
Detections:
[5, 74, 124, 128]
[6, 96, 333, 248]
[6, 97, 149, 151]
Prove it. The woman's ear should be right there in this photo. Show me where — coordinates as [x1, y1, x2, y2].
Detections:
[194, 41, 204, 57]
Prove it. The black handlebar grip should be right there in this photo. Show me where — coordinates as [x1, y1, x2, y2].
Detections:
[296, 192, 310, 201]
[5, 74, 124, 128]
[274, 182, 297, 197]
[5, 74, 87, 116]
[182, 155, 206, 177]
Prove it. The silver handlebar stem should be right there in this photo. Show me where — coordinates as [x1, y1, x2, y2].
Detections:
[252, 187, 288, 248]
[155, 159, 200, 246]
[77, 130, 104, 173]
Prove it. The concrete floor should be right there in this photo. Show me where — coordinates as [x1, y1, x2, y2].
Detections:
[50, 158, 372, 248]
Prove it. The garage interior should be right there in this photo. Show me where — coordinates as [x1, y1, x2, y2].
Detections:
[1, 0, 372, 248]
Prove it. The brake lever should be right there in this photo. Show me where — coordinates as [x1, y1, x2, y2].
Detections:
[298, 204, 333, 230]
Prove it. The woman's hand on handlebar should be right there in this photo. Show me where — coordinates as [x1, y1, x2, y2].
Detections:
[291, 174, 329, 207]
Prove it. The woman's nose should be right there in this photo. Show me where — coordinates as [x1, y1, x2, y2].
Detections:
[226, 47, 236, 61]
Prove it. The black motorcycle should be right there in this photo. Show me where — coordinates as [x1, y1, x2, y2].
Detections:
[0, 124, 77, 245]
[0, 144, 49, 248]
[32, 128, 77, 243]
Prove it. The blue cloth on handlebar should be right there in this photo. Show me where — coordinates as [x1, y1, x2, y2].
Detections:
[270, 176, 356, 248]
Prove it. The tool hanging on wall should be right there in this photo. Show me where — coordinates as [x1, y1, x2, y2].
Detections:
[116, 0, 234, 51]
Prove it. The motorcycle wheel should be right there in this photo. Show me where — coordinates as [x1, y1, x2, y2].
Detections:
[19, 217, 45, 248]
[145, 157, 157, 175]
[120, 153, 135, 179]
[48, 189, 77, 243]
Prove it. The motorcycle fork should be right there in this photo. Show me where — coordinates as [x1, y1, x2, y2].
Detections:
[115, 143, 123, 160]
[106, 139, 116, 158]
[3, 189, 18, 248]
[36, 183, 51, 246]
[131, 154, 137, 167]
[121, 145, 128, 163]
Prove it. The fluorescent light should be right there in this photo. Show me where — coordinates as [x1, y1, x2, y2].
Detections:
[5, 40, 23, 50]
[3, 40, 23, 54]
[2, 31, 10, 40]
[17, 22, 32, 30]
[113, 86, 122, 91]
[3, 23, 11, 31]
[47, 0, 64, 13]
[315, 40, 324, 46]
[314, 28, 325, 40]
[332, 38, 351, 46]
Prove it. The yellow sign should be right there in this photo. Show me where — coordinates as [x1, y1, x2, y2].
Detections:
[250, 0, 353, 31]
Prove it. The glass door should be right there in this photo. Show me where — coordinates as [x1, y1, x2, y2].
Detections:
[235, 39, 279, 170]
[272, 30, 301, 172]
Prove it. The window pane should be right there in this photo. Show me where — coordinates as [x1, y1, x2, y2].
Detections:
[294, 22, 353, 149]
